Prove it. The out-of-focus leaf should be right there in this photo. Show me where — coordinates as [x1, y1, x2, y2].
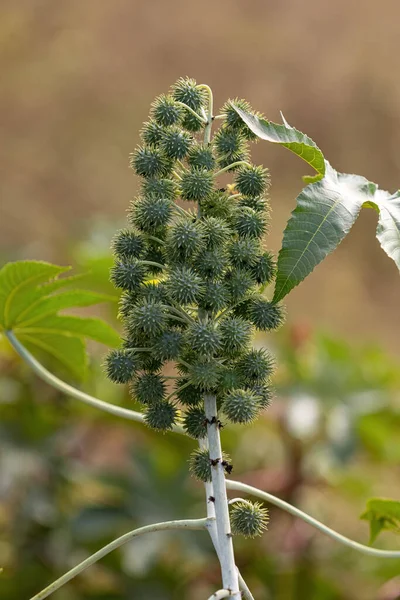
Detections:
[361, 498, 400, 543]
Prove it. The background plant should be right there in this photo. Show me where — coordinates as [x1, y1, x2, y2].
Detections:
[1, 78, 399, 599]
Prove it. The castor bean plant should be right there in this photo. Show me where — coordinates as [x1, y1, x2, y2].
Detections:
[2, 77, 400, 600]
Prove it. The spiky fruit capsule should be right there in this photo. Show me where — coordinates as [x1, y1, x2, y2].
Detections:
[228, 238, 260, 268]
[139, 282, 169, 304]
[130, 145, 168, 179]
[127, 300, 167, 337]
[193, 249, 228, 280]
[200, 190, 234, 220]
[175, 377, 203, 406]
[186, 322, 222, 357]
[237, 348, 275, 383]
[183, 406, 207, 439]
[104, 349, 140, 383]
[144, 400, 177, 431]
[233, 207, 268, 239]
[153, 329, 183, 361]
[189, 359, 221, 391]
[172, 77, 205, 132]
[130, 372, 166, 405]
[167, 266, 204, 304]
[249, 299, 285, 331]
[118, 290, 138, 319]
[160, 126, 192, 160]
[187, 144, 216, 171]
[166, 219, 204, 263]
[142, 177, 177, 200]
[180, 168, 213, 201]
[112, 229, 145, 259]
[201, 217, 231, 249]
[225, 268, 254, 302]
[214, 127, 248, 157]
[198, 281, 229, 313]
[140, 353, 164, 374]
[151, 94, 182, 127]
[218, 367, 243, 394]
[129, 197, 172, 233]
[251, 252, 276, 285]
[222, 388, 260, 423]
[235, 165, 269, 198]
[141, 119, 164, 146]
[230, 501, 269, 538]
[189, 448, 212, 482]
[248, 382, 273, 410]
[110, 258, 146, 292]
[222, 99, 262, 141]
[239, 195, 269, 213]
[219, 317, 252, 357]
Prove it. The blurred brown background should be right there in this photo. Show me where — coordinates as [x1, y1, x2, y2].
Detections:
[1, 0, 399, 351]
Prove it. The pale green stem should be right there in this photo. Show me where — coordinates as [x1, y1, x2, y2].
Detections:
[228, 194, 242, 200]
[173, 170, 183, 181]
[162, 304, 195, 324]
[214, 161, 252, 177]
[214, 114, 227, 121]
[140, 260, 166, 270]
[237, 572, 255, 600]
[146, 235, 165, 245]
[174, 101, 207, 123]
[29, 518, 208, 600]
[173, 203, 194, 219]
[165, 379, 192, 402]
[177, 159, 189, 172]
[226, 480, 400, 559]
[5, 331, 185, 435]
[208, 590, 240, 600]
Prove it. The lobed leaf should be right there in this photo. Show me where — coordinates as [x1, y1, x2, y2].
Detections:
[363, 188, 400, 270]
[361, 497, 400, 544]
[231, 105, 326, 181]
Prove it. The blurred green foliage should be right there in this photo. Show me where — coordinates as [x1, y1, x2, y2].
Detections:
[1, 233, 400, 600]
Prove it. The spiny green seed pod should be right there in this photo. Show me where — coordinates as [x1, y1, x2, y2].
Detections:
[222, 99, 263, 141]
[218, 367, 243, 394]
[251, 252, 276, 285]
[230, 501, 269, 538]
[201, 216, 231, 248]
[219, 317, 252, 357]
[166, 219, 204, 263]
[151, 94, 183, 127]
[131, 372, 166, 405]
[225, 268, 254, 302]
[167, 266, 204, 304]
[235, 165, 269, 198]
[129, 196, 173, 233]
[218, 149, 250, 172]
[239, 195, 269, 213]
[127, 300, 167, 337]
[143, 245, 165, 275]
[249, 298, 285, 331]
[187, 144, 216, 171]
[222, 388, 260, 424]
[214, 126, 248, 157]
[233, 207, 268, 239]
[153, 329, 183, 361]
[130, 145, 169, 179]
[189, 448, 212, 482]
[188, 448, 231, 482]
[140, 353, 164, 374]
[118, 290, 138, 319]
[144, 400, 177, 431]
[141, 119, 164, 146]
[175, 377, 203, 406]
[104, 349, 141, 383]
[180, 168, 214, 201]
[193, 249, 228, 280]
[198, 280, 229, 313]
[112, 229, 145, 259]
[186, 322, 222, 357]
[172, 77, 205, 132]
[189, 359, 221, 391]
[110, 258, 146, 292]
[228, 238, 260, 268]
[183, 406, 207, 439]
[248, 382, 273, 410]
[139, 281, 169, 304]
[160, 126, 192, 160]
[200, 190, 234, 220]
[142, 177, 178, 200]
[237, 348, 275, 382]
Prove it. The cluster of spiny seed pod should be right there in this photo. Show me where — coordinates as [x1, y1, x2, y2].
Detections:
[105, 77, 284, 455]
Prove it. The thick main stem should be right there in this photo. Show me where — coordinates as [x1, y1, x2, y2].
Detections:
[205, 394, 240, 599]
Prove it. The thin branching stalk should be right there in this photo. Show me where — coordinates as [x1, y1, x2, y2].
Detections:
[174, 101, 207, 123]
[5, 331, 186, 434]
[214, 161, 252, 177]
[29, 519, 208, 600]
[226, 480, 400, 558]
